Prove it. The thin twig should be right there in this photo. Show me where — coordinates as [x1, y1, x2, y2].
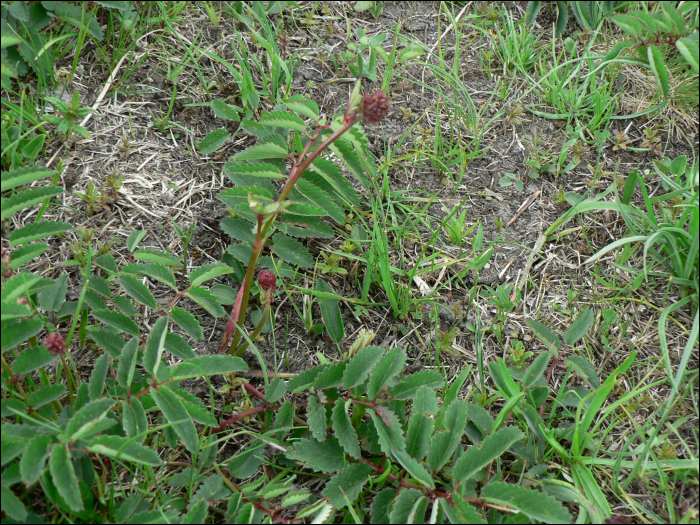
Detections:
[507, 189, 541, 227]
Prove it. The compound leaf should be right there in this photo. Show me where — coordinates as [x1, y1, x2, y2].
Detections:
[224, 160, 285, 180]
[142, 316, 168, 375]
[1, 186, 63, 220]
[390, 370, 444, 400]
[482, 481, 571, 523]
[258, 110, 306, 132]
[563, 307, 594, 345]
[368, 347, 406, 399]
[185, 286, 226, 317]
[91, 308, 139, 336]
[88, 435, 162, 466]
[370, 487, 395, 524]
[49, 443, 83, 512]
[139, 262, 177, 289]
[151, 387, 199, 453]
[321, 463, 372, 508]
[676, 37, 699, 73]
[286, 437, 345, 473]
[522, 352, 551, 388]
[317, 278, 344, 343]
[9, 220, 72, 246]
[452, 426, 524, 482]
[647, 44, 669, 98]
[565, 354, 600, 388]
[405, 413, 433, 461]
[1, 165, 57, 191]
[20, 434, 53, 485]
[343, 345, 384, 390]
[370, 406, 405, 454]
[271, 233, 313, 268]
[65, 398, 116, 440]
[169, 307, 203, 340]
[171, 355, 248, 379]
[189, 262, 233, 287]
[307, 395, 327, 441]
[332, 398, 361, 458]
[388, 488, 423, 524]
[392, 449, 434, 489]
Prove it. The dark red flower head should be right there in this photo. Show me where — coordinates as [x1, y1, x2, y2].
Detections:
[44, 332, 66, 356]
[258, 271, 277, 293]
[360, 90, 390, 124]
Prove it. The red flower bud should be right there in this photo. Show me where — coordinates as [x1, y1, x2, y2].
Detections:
[258, 271, 277, 293]
[44, 332, 66, 356]
[360, 90, 390, 124]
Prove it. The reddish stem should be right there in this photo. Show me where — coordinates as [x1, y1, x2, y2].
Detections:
[225, 110, 359, 356]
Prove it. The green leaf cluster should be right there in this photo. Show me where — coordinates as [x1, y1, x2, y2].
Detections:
[1, 1, 132, 89]
[218, 95, 371, 274]
[526, 2, 699, 97]
[267, 345, 574, 523]
[525, 1, 620, 38]
[1, 167, 249, 521]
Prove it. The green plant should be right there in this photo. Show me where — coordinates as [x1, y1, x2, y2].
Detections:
[201, 1, 220, 26]
[444, 204, 476, 246]
[525, 1, 620, 38]
[494, 216, 504, 232]
[495, 10, 546, 74]
[598, 308, 617, 353]
[584, 156, 698, 300]
[217, 85, 388, 355]
[74, 169, 123, 215]
[1, 1, 133, 89]
[530, 34, 621, 135]
[354, 0, 385, 20]
[301, 288, 324, 337]
[364, 204, 416, 320]
[523, 129, 555, 178]
[169, 218, 196, 272]
[410, 26, 499, 166]
[317, 251, 348, 276]
[499, 172, 524, 192]
[1, 93, 48, 169]
[42, 90, 92, 139]
[1, 165, 254, 522]
[526, 1, 699, 106]
[212, 344, 575, 523]
[544, 156, 698, 505]
[230, 3, 303, 107]
[610, 2, 699, 98]
[342, 28, 387, 82]
[506, 339, 534, 368]
[483, 282, 519, 340]
[74, 181, 102, 214]
[152, 85, 178, 132]
[432, 305, 462, 355]
[64, 227, 119, 279]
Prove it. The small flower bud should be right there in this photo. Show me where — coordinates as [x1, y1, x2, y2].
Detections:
[360, 90, 390, 124]
[44, 332, 66, 356]
[258, 271, 277, 307]
[258, 271, 277, 293]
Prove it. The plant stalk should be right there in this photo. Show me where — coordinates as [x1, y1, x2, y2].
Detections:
[226, 112, 359, 355]
[233, 304, 270, 357]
